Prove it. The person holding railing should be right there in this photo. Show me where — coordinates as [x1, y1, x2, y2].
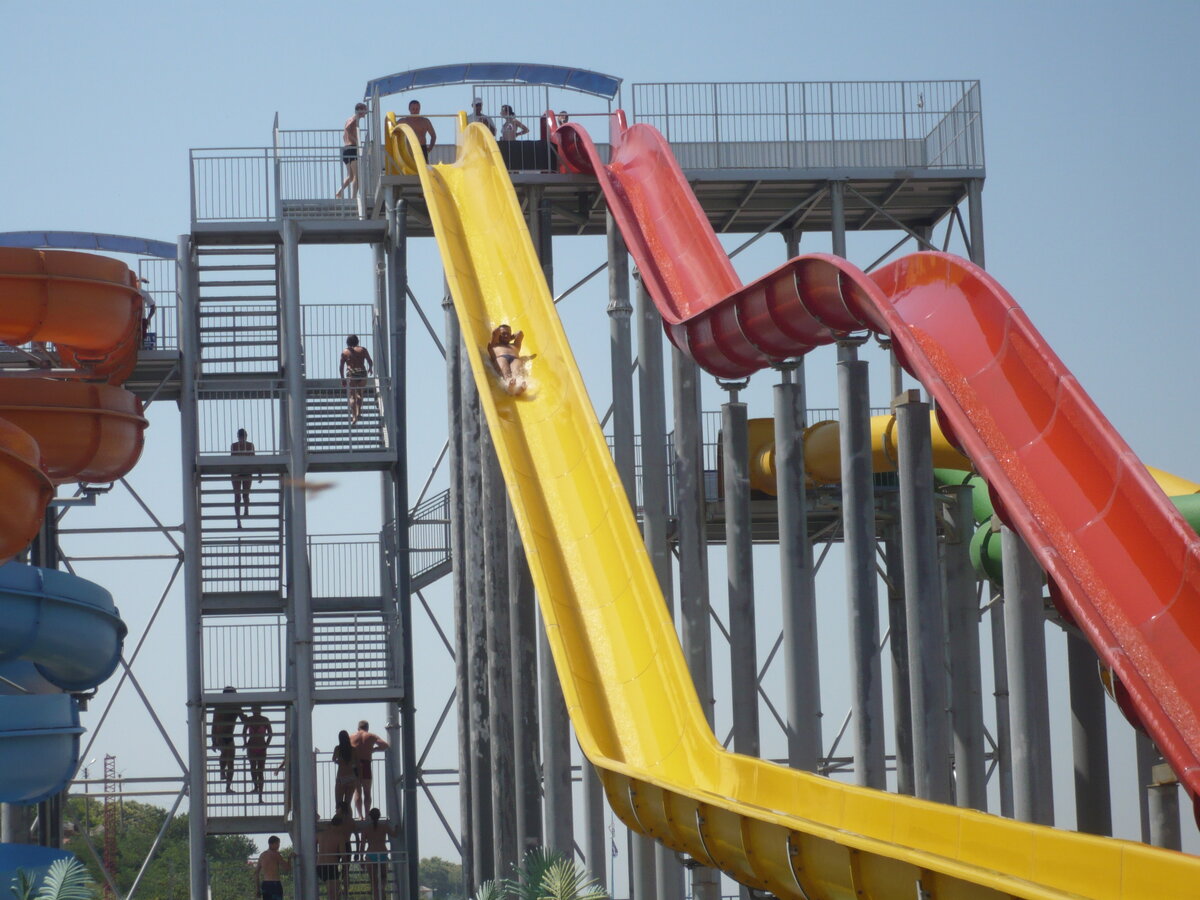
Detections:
[335, 102, 368, 200]
[339, 335, 374, 425]
[350, 719, 389, 817]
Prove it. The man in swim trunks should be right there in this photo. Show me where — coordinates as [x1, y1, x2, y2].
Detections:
[400, 99, 436, 159]
[256, 835, 290, 900]
[336, 102, 368, 200]
[317, 816, 346, 900]
[211, 686, 243, 793]
[349, 720, 389, 818]
[339, 335, 375, 425]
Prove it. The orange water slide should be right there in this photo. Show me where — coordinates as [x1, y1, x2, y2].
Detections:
[0, 248, 148, 561]
[556, 116, 1200, 813]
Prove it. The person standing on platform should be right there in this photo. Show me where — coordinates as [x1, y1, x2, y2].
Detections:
[468, 98, 496, 135]
[350, 720, 390, 818]
[332, 729, 358, 812]
[336, 102, 368, 200]
[358, 808, 394, 900]
[500, 105, 529, 140]
[339, 335, 374, 425]
[256, 835, 290, 900]
[400, 99, 437, 159]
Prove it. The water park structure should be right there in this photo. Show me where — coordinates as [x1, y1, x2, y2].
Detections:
[3, 62, 1200, 899]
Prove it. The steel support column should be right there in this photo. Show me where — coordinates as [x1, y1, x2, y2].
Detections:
[177, 233, 210, 900]
[896, 393, 951, 803]
[838, 358, 885, 788]
[461, 358, 493, 883]
[1066, 629, 1111, 835]
[509, 501, 541, 859]
[941, 485, 987, 811]
[281, 219, 318, 900]
[443, 288, 473, 890]
[1000, 527, 1053, 826]
[530, 186, 572, 859]
[636, 279, 681, 900]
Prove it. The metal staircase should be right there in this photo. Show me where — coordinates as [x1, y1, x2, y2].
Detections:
[195, 247, 281, 376]
[304, 379, 387, 453]
[198, 472, 284, 605]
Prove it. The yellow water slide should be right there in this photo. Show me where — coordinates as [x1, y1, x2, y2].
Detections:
[400, 118, 1200, 899]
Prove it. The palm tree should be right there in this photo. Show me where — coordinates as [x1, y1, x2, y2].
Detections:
[471, 847, 608, 900]
[10, 857, 98, 900]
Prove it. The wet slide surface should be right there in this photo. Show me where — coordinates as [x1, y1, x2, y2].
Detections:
[409, 121, 1200, 898]
[558, 114, 1200, 819]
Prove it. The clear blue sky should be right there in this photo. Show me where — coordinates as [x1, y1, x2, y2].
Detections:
[3, 0, 1199, 886]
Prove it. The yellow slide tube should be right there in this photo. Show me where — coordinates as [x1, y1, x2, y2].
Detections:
[406, 119, 1200, 899]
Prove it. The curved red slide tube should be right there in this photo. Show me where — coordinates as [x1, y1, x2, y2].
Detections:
[555, 117, 1200, 808]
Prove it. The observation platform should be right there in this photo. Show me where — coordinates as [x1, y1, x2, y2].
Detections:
[189, 76, 983, 240]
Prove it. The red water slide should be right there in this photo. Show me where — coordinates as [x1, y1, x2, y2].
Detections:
[554, 114, 1200, 810]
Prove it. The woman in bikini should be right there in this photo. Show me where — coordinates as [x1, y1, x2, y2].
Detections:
[487, 323, 534, 395]
[339, 334, 374, 424]
[242, 705, 273, 803]
[331, 730, 358, 812]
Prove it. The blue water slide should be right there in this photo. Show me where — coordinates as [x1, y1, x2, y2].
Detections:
[0, 562, 126, 803]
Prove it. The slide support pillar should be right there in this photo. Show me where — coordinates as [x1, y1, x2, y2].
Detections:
[941, 485, 987, 811]
[722, 389, 760, 758]
[462, 360, 493, 883]
[178, 233, 210, 900]
[883, 516, 913, 796]
[636, 279, 682, 900]
[1066, 628, 1112, 835]
[509, 501, 542, 859]
[1148, 762, 1182, 850]
[896, 393, 951, 803]
[530, 187, 573, 860]
[281, 219, 319, 900]
[774, 366, 822, 772]
[1000, 527, 1054, 826]
[838, 357, 886, 788]
[482, 420, 517, 877]
[443, 288, 474, 890]
[967, 180, 986, 267]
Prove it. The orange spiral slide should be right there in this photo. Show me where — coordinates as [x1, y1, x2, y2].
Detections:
[0, 247, 148, 805]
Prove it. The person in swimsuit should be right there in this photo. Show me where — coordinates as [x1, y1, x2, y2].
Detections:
[211, 686, 243, 793]
[358, 807, 394, 900]
[317, 816, 345, 900]
[487, 323, 536, 396]
[230, 428, 261, 526]
[331, 730, 358, 812]
[400, 99, 436, 159]
[339, 335, 374, 425]
[256, 835, 290, 900]
[336, 102, 368, 200]
[349, 720, 389, 818]
[243, 704, 273, 803]
[500, 105, 529, 141]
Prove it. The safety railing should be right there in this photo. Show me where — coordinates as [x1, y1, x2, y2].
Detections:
[313, 613, 393, 690]
[301, 304, 379, 380]
[203, 703, 288, 818]
[197, 385, 283, 457]
[203, 616, 287, 693]
[309, 535, 382, 601]
[304, 377, 390, 453]
[201, 539, 284, 596]
[406, 490, 452, 585]
[631, 80, 983, 170]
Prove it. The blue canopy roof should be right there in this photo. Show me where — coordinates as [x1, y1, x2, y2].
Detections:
[0, 231, 176, 259]
[365, 63, 622, 101]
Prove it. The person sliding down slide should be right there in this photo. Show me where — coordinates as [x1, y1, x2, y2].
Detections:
[487, 324, 536, 395]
